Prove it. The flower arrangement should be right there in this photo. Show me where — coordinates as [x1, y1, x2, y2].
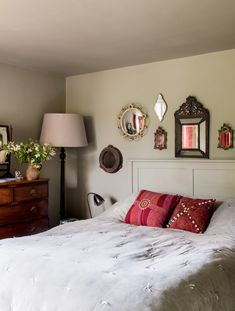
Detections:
[3, 139, 56, 169]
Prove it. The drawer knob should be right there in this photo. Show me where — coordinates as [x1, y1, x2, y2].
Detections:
[30, 188, 36, 196]
[30, 206, 37, 213]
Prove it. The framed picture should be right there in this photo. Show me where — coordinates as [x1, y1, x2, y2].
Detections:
[0, 125, 12, 177]
[154, 126, 167, 150]
[0, 125, 10, 148]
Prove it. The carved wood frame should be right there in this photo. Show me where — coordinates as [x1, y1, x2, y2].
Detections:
[99, 145, 123, 173]
[175, 96, 209, 158]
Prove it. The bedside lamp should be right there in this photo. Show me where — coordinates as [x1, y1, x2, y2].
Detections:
[40, 113, 87, 220]
[87, 192, 105, 218]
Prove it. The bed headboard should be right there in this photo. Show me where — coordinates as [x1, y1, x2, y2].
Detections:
[129, 159, 235, 200]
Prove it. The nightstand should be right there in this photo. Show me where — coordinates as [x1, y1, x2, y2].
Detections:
[0, 178, 49, 239]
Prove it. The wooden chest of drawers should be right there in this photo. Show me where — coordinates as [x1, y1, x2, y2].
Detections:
[0, 178, 49, 239]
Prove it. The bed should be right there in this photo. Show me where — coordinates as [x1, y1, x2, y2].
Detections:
[0, 160, 235, 311]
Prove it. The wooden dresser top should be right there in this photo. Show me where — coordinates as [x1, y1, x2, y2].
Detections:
[0, 178, 49, 187]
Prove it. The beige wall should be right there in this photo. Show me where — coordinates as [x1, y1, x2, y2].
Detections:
[66, 49, 235, 218]
[0, 63, 65, 226]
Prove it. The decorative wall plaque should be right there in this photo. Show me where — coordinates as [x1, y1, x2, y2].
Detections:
[99, 145, 123, 173]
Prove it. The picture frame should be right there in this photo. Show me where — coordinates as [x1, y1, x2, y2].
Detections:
[0, 125, 10, 147]
[0, 125, 12, 177]
[154, 126, 167, 150]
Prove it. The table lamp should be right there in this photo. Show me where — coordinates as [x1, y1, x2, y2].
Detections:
[87, 192, 105, 218]
[40, 113, 87, 220]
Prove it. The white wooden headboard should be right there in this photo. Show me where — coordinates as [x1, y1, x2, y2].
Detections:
[129, 159, 235, 200]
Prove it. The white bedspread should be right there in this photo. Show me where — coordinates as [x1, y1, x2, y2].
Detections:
[0, 216, 235, 311]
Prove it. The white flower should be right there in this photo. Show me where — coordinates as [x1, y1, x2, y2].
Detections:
[2, 139, 56, 168]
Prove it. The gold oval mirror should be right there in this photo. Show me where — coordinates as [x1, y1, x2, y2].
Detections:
[117, 103, 148, 140]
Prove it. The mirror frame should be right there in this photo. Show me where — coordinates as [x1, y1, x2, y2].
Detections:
[154, 93, 167, 122]
[117, 103, 148, 140]
[218, 124, 233, 150]
[175, 96, 209, 158]
[154, 126, 167, 150]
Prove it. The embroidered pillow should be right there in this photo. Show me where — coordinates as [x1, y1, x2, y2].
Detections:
[124, 190, 180, 227]
[167, 197, 216, 233]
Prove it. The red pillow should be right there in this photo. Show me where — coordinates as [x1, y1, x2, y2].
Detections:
[124, 190, 180, 227]
[167, 197, 216, 233]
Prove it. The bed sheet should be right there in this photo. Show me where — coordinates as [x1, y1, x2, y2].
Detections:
[0, 215, 235, 311]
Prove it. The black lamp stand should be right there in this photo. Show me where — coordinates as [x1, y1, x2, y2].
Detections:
[60, 147, 66, 220]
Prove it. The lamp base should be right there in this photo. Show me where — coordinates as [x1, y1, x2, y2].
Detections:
[60, 218, 78, 225]
[60, 147, 66, 220]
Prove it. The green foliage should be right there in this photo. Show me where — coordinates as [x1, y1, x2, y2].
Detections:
[3, 139, 56, 169]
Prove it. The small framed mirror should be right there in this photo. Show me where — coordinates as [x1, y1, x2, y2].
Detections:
[0, 125, 12, 177]
[218, 124, 233, 150]
[154, 126, 167, 150]
[154, 94, 167, 122]
[175, 96, 209, 158]
[118, 103, 148, 140]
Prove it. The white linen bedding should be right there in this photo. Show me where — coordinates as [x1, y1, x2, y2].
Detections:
[0, 201, 235, 311]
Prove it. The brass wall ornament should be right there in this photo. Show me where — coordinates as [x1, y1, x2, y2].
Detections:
[117, 103, 148, 140]
[154, 126, 167, 150]
[218, 124, 233, 150]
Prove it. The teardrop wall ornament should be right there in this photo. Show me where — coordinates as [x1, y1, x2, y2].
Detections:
[154, 93, 167, 122]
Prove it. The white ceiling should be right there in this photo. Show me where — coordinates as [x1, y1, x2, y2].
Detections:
[0, 0, 235, 76]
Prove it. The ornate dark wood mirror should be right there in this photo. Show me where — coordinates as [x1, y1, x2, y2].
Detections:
[99, 145, 123, 173]
[175, 96, 209, 158]
[0, 125, 12, 177]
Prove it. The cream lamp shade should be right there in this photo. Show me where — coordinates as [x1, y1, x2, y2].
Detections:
[40, 113, 88, 221]
[40, 113, 88, 147]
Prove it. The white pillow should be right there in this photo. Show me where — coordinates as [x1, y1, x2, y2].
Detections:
[206, 199, 235, 233]
[97, 192, 138, 221]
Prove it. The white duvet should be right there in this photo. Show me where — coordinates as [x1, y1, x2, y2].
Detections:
[0, 199, 235, 311]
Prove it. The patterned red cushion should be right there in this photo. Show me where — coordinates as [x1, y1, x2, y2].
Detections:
[124, 190, 180, 227]
[167, 197, 216, 233]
